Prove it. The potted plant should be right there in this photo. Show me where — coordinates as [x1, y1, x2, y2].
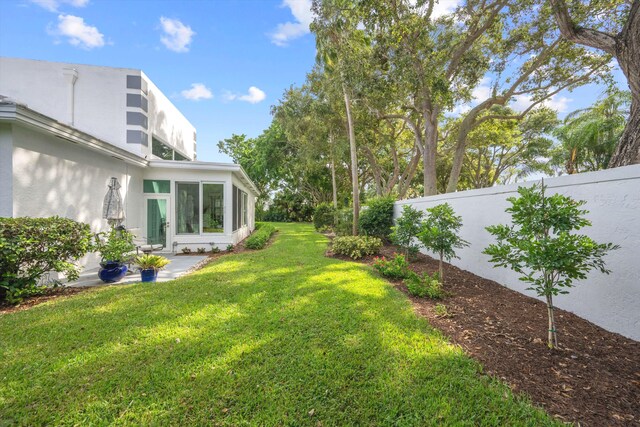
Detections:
[134, 254, 170, 283]
[95, 227, 135, 283]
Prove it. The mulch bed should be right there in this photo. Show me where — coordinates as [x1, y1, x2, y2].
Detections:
[0, 286, 88, 315]
[327, 242, 640, 426]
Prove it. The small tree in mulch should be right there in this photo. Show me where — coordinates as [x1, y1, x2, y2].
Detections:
[483, 182, 618, 349]
[390, 205, 423, 258]
[417, 203, 468, 284]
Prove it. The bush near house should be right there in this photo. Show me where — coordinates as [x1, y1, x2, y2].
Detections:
[332, 236, 382, 259]
[373, 253, 413, 279]
[359, 196, 395, 239]
[313, 203, 336, 231]
[404, 271, 444, 299]
[245, 223, 277, 249]
[0, 217, 94, 303]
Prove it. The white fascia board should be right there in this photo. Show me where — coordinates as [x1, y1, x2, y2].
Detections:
[0, 102, 148, 167]
[148, 160, 260, 196]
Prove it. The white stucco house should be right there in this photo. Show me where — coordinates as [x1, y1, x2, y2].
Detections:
[0, 57, 258, 268]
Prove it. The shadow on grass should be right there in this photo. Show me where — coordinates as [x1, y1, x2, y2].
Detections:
[0, 223, 557, 426]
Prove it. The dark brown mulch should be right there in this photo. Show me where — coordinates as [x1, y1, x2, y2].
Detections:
[327, 243, 640, 426]
[0, 286, 88, 314]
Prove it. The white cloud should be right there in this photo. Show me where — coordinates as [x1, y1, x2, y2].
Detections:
[31, 0, 88, 12]
[224, 87, 266, 104]
[270, 0, 313, 47]
[51, 14, 105, 49]
[159, 17, 195, 53]
[471, 78, 492, 101]
[431, 0, 461, 19]
[181, 83, 213, 101]
[511, 94, 572, 113]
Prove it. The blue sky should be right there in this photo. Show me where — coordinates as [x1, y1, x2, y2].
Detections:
[0, 0, 627, 162]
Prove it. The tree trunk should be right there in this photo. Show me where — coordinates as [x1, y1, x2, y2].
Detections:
[609, 92, 640, 166]
[343, 84, 359, 235]
[329, 133, 338, 209]
[546, 294, 558, 349]
[439, 252, 444, 284]
[423, 109, 439, 196]
[609, 1, 640, 166]
[550, 0, 640, 167]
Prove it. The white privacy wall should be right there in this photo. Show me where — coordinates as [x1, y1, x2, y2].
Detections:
[395, 165, 640, 341]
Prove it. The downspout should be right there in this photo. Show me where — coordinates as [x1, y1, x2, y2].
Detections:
[62, 68, 78, 126]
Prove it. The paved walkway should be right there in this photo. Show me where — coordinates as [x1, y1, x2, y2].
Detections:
[68, 254, 209, 287]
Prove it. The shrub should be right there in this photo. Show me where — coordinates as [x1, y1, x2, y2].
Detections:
[245, 223, 277, 249]
[484, 182, 618, 349]
[359, 196, 395, 239]
[313, 203, 336, 231]
[404, 271, 443, 299]
[0, 217, 94, 303]
[181, 247, 192, 254]
[226, 244, 235, 252]
[211, 247, 221, 254]
[197, 247, 207, 254]
[417, 203, 468, 284]
[332, 236, 382, 259]
[134, 254, 170, 271]
[95, 227, 135, 263]
[390, 205, 424, 258]
[372, 253, 413, 279]
[335, 208, 353, 236]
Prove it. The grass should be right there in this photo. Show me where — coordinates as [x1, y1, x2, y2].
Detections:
[0, 223, 558, 426]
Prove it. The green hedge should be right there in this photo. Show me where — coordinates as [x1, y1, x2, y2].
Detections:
[0, 216, 94, 302]
[332, 236, 382, 259]
[245, 223, 277, 249]
[313, 203, 336, 230]
[359, 196, 395, 239]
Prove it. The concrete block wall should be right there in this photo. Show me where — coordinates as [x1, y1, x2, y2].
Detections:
[395, 165, 640, 340]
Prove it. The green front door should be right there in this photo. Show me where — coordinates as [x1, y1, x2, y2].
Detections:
[146, 197, 169, 247]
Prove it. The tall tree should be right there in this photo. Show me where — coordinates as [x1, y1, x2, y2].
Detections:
[312, 0, 370, 234]
[549, 0, 639, 166]
[361, 0, 508, 195]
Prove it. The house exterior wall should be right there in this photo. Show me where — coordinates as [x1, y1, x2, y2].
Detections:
[143, 167, 235, 251]
[395, 165, 640, 340]
[11, 123, 144, 269]
[0, 57, 196, 160]
[144, 73, 196, 160]
[231, 175, 256, 244]
[0, 124, 13, 217]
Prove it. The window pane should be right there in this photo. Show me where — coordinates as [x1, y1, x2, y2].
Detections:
[203, 183, 224, 233]
[176, 183, 199, 234]
[126, 75, 141, 89]
[242, 192, 248, 226]
[174, 151, 188, 161]
[152, 137, 173, 160]
[127, 112, 148, 129]
[232, 185, 238, 231]
[143, 180, 170, 193]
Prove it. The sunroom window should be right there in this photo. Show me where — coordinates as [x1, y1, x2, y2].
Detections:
[203, 183, 224, 233]
[176, 182, 199, 234]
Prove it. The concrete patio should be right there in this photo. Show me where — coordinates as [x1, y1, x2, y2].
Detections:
[68, 254, 209, 288]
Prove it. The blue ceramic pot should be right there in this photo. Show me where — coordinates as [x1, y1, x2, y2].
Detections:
[98, 262, 128, 283]
[140, 269, 158, 283]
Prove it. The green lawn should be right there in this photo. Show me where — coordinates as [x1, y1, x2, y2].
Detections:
[0, 223, 557, 426]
